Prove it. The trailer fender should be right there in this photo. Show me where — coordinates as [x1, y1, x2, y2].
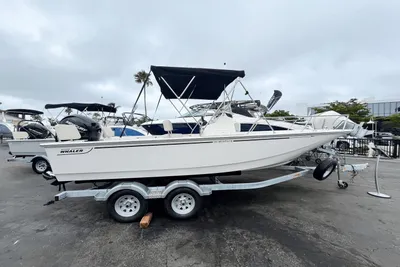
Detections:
[161, 180, 211, 198]
[97, 182, 150, 201]
[30, 155, 49, 163]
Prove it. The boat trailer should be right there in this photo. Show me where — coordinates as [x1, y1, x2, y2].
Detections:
[7, 154, 51, 174]
[42, 159, 369, 223]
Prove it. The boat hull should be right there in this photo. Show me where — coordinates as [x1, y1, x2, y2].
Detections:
[7, 138, 55, 156]
[41, 130, 349, 182]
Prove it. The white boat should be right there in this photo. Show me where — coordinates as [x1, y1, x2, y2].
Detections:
[141, 95, 309, 135]
[141, 92, 367, 138]
[101, 113, 150, 137]
[6, 103, 123, 174]
[41, 65, 352, 183]
[7, 103, 118, 157]
[4, 109, 55, 155]
[0, 120, 14, 140]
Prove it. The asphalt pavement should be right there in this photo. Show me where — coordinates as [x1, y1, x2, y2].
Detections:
[0, 144, 399, 267]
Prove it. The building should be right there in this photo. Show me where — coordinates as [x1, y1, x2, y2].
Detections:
[308, 99, 400, 117]
[366, 100, 400, 117]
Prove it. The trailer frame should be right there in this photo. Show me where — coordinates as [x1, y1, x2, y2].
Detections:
[45, 160, 369, 223]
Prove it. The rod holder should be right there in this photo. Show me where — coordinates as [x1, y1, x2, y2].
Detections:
[367, 154, 391, 199]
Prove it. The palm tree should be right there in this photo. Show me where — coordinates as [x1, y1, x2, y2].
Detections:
[92, 112, 101, 121]
[65, 107, 73, 115]
[107, 102, 121, 114]
[134, 70, 153, 118]
[48, 117, 57, 126]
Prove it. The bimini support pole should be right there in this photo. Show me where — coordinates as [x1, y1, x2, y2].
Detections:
[367, 152, 391, 199]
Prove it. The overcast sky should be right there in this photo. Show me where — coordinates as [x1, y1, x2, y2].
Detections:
[1, 0, 400, 119]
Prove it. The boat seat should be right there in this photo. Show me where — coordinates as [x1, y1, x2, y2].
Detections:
[202, 113, 239, 136]
[102, 126, 115, 139]
[163, 120, 173, 132]
[163, 120, 174, 136]
[12, 131, 29, 140]
[54, 124, 81, 141]
[234, 122, 240, 132]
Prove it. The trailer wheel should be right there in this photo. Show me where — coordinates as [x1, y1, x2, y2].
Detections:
[107, 190, 148, 223]
[32, 158, 50, 174]
[313, 158, 338, 181]
[164, 188, 202, 220]
[338, 181, 349, 189]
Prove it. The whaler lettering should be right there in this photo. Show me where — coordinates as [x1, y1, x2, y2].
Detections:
[60, 148, 84, 154]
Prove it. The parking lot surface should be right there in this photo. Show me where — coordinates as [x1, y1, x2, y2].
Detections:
[0, 144, 399, 267]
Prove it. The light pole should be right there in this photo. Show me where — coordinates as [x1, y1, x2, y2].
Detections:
[367, 118, 375, 138]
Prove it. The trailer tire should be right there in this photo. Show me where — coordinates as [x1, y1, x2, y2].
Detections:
[313, 158, 338, 181]
[107, 190, 148, 223]
[164, 188, 202, 220]
[32, 158, 50, 174]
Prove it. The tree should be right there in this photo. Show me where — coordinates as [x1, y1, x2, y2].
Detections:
[313, 98, 370, 123]
[123, 114, 153, 126]
[107, 102, 121, 114]
[31, 114, 43, 121]
[265, 110, 294, 117]
[134, 70, 153, 118]
[92, 112, 101, 121]
[380, 114, 400, 136]
[387, 113, 400, 124]
[134, 116, 152, 125]
[48, 117, 58, 126]
[65, 107, 73, 115]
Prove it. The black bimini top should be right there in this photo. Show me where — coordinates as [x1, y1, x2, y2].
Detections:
[44, 103, 117, 113]
[150, 65, 245, 100]
[5, 109, 44, 116]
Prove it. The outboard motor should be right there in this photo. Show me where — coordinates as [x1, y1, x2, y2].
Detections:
[19, 122, 52, 139]
[59, 114, 102, 141]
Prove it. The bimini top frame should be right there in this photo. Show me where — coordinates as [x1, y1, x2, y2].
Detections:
[150, 65, 245, 100]
[125, 65, 247, 135]
[44, 103, 117, 113]
[127, 65, 353, 137]
[5, 109, 44, 116]
[44, 102, 118, 123]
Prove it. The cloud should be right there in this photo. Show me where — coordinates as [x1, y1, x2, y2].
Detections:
[1, 0, 400, 119]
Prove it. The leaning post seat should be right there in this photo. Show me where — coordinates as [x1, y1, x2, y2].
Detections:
[11, 131, 29, 140]
[54, 125, 82, 142]
[201, 113, 240, 136]
[58, 114, 102, 141]
[101, 126, 115, 139]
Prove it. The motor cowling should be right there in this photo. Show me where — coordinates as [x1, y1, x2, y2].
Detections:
[19, 123, 52, 139]
[59, 114, 102, 141]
